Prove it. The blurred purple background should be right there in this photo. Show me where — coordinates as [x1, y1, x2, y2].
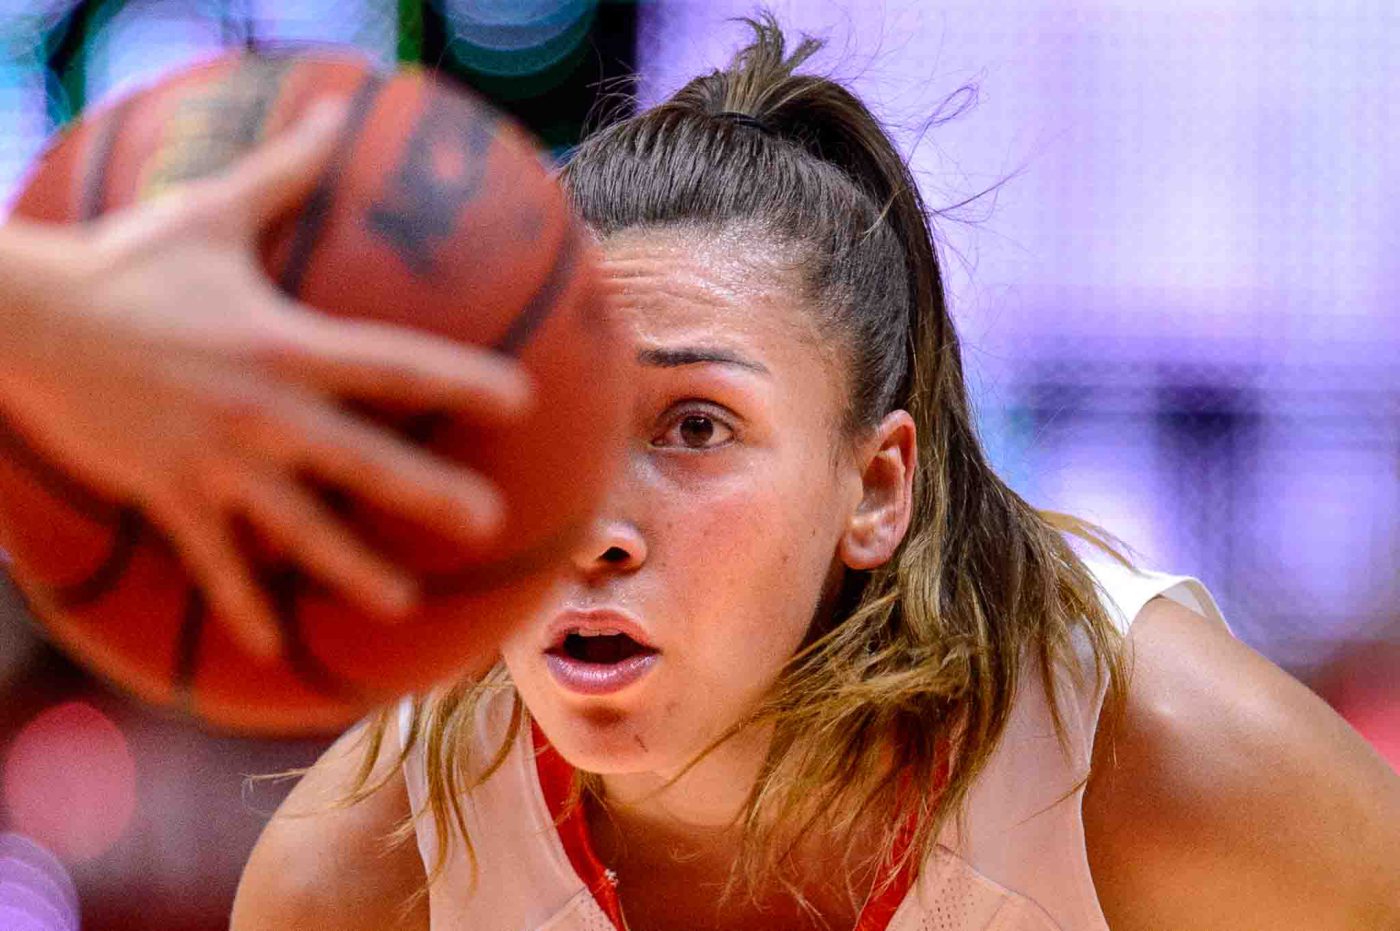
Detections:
[639, 0, 1398, 669]
[0, 1, 1395, 928]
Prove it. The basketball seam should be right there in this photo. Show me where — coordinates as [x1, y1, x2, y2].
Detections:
[78, 96, 133, 221]
[49, 507, 144, 607]
[267, 567, 364, 701]
[492, 223, 581, 357]
[276, 71, 387, 297]
[171, 587, 209, 703]
[0, 418, 118, 524]
[394, 222, 582, 448]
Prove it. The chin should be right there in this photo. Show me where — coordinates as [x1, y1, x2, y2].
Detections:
[505, 653, 660, 763]
[538, 704, 675, 772]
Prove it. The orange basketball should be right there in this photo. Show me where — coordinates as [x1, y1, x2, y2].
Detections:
[0, 51, 627, 735]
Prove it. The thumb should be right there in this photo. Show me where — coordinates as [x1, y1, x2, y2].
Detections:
[214, 99, 350, 230]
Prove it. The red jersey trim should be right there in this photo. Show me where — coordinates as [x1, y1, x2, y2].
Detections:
[530, 722, 945, 931]
[531, 721, 627, 928]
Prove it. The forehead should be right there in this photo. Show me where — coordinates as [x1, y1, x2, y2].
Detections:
[599, 226, 830, 364]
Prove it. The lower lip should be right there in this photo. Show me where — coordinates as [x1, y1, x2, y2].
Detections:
[544, 651, 659, 696]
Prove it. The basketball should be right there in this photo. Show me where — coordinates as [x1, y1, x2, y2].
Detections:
[0, 52, 628, 735]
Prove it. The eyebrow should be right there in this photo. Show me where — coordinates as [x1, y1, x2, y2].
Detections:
[636, 346, 771, 375]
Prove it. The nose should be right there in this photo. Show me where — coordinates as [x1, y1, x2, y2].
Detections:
[570, 515, 647, 579]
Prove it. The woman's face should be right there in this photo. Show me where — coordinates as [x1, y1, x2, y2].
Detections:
[501, 227, 900, 776]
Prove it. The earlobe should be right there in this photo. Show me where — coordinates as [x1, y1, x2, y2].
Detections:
[838, 410, 917, 571]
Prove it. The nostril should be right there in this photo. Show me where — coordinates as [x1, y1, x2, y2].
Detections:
[600, 546, 630, 564]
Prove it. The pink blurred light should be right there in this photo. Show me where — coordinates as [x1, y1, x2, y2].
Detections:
[3, 702, 137, 864]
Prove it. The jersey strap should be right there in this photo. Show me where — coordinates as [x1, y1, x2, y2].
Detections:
[532, 722, 627, 929]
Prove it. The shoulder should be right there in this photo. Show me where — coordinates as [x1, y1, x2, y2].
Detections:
[1083, 594, 1400, 930]
[230, 712, 428, 931]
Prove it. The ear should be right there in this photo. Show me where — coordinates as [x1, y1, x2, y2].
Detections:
[838, 410, 917, 571]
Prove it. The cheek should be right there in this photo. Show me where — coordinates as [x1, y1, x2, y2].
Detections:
[659, 458, 845, 677]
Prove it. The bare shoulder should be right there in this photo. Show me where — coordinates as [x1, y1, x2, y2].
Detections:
[231, 711, 428, 931]
[1083, 594, 1400, 931]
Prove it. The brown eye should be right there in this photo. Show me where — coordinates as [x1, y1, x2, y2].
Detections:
[679, 415, 715, 448]
[655, 408, 735, 450]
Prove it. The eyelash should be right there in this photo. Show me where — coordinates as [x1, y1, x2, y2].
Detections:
[652, 402, 737, 451]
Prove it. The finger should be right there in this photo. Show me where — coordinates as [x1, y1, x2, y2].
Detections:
[263, 314, 533, 422]
[88, 182, 206, 254]
[213, 99, 350, 228]
[221, 468, 419, 621]
[233, 395, 506, 544]
[145, 494, 282, 662]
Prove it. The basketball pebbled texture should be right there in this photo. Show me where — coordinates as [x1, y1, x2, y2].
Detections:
[1, 52, 627, 735]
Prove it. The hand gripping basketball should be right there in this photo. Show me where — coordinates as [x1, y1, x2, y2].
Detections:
[0, 52, 628, 734]
[1, 103, 532, 660]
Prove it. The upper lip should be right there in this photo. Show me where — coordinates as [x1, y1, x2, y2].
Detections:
[544, 608, 658, 653]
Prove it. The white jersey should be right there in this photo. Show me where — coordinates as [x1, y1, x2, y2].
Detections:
[398, 560, 1230, 930]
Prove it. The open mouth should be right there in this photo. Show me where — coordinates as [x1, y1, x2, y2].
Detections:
[543, 621, 660, 695]
[551, 631, 657, 665]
